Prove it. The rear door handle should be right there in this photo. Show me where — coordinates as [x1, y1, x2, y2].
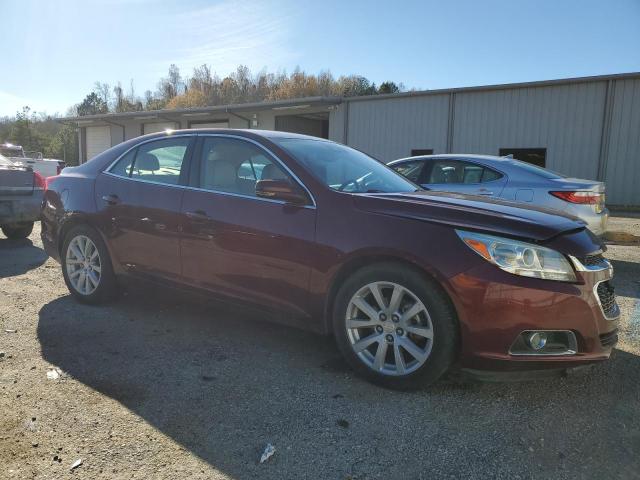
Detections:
[185, 210, 210, 221]
[101, 194, 120, 205]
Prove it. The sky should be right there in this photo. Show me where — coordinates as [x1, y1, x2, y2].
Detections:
[1, 0, 639, 117]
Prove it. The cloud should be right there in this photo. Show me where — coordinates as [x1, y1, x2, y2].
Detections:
[156, 0, 301, 76]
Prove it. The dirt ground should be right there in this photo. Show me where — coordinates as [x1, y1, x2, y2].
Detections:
[1, 220, 639, 480]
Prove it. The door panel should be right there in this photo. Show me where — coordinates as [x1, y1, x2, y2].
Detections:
[95, 174, 185, 279]
[181, 192, 316, 316]
[180, 135, 316, 316]
[94, 136, 194, 280]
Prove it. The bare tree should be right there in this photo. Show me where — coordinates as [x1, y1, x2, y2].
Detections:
[94, 82, 111, 106]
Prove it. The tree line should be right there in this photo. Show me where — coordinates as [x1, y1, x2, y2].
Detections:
[1, 65, 406, 165]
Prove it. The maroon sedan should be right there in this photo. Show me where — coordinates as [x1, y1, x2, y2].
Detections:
[41, 129, 619, 389]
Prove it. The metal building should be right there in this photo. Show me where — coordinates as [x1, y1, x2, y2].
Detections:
[61, 72, 640, 206]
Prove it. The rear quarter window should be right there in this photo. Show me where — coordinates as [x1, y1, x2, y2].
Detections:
[109, 149, 136, 177]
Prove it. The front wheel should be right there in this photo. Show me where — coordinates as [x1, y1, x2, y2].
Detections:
[2, 222, 34, 239]
[333, 263, 459, 390]
[61, 225, 117, 304]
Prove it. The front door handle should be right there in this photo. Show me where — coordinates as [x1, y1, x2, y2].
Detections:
[101, 194, 120, 205]
[185, 210, 210, 221]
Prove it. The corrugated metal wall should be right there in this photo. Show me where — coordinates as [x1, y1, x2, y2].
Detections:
[604, 78, 640, 206]
[338, 76, 639, 206]
[452, 82, 607, 180]
[346, 94, 450, 160]
[329, 105, 345, 143]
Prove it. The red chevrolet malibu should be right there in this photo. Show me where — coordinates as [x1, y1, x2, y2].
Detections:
[41, 129, 619, 389]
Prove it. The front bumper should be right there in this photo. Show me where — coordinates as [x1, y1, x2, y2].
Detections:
[0, 192, 43, 225]
[449, 256, 619, 372]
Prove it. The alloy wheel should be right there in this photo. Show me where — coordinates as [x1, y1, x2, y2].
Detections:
[66, 235, 102, 295]
[345, 281, 434, 376]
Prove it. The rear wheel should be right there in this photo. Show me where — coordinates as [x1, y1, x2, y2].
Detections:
[2, 222, 34, 239]
[61, 225, 117, 304]
[333, 262, 458, 390]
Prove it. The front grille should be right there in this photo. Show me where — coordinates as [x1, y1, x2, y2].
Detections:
[600, 329, 619, 348]
[596, 281, 619, 319]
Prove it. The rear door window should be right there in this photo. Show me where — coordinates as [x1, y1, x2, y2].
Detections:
[427, 160, 503, 184]
[131, 139, 191, 185]
[109, 149, 136, 177]
[109, 138, 192, 185]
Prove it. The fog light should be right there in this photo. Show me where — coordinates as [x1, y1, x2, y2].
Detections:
[510, 330, 577, 356]
[527, 332, 547, 350]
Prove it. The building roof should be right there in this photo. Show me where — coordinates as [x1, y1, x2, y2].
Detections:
[57, 71, 640, 123]
[58, 96, 342, 123]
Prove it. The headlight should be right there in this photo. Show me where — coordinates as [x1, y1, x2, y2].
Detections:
[456, 230, 577, 282]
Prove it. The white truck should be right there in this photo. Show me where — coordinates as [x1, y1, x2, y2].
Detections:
[0, 143, 65, 178]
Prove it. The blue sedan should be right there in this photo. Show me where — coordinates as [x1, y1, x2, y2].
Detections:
[388, 154, 608, 235]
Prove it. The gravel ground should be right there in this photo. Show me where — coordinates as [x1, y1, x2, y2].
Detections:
[1, 222, 639, 480]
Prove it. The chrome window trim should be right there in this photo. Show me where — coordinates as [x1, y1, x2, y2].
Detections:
[101, 133, 317, 209]
[182, 184, 316, 209]
[102, 171, 190, 191]
[101, 171, 316, 210]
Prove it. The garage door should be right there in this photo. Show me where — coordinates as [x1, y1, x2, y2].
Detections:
[86, 126, 112, 161]
[188, 121, 229, 129]
[143, 122, 177, 134]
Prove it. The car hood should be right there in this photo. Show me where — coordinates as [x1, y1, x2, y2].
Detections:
[353, 190, 586, 242]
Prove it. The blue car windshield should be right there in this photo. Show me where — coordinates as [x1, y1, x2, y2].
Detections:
[273, 138, 419, 193]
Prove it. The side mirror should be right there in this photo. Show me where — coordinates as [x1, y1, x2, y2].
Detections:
[255, 179, 309, 205]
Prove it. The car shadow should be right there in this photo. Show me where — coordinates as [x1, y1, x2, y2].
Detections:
[0, 236, 48, 278]
[37, 286, 640, 479]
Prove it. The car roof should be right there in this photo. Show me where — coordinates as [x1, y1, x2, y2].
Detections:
[155, 128, 327, 142]
[389, 153, 506, 164]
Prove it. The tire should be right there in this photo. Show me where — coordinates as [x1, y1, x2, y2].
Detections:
[332, 262, 459, 390]
[61, 225, 117, 304]
[2, 222, 34, 239]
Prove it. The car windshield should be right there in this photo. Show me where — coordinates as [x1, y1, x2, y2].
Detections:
[273, 138, 419, 193]
[507, 159, 566, 179]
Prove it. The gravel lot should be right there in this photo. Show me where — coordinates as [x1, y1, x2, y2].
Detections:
[1, 221, 639, 480]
